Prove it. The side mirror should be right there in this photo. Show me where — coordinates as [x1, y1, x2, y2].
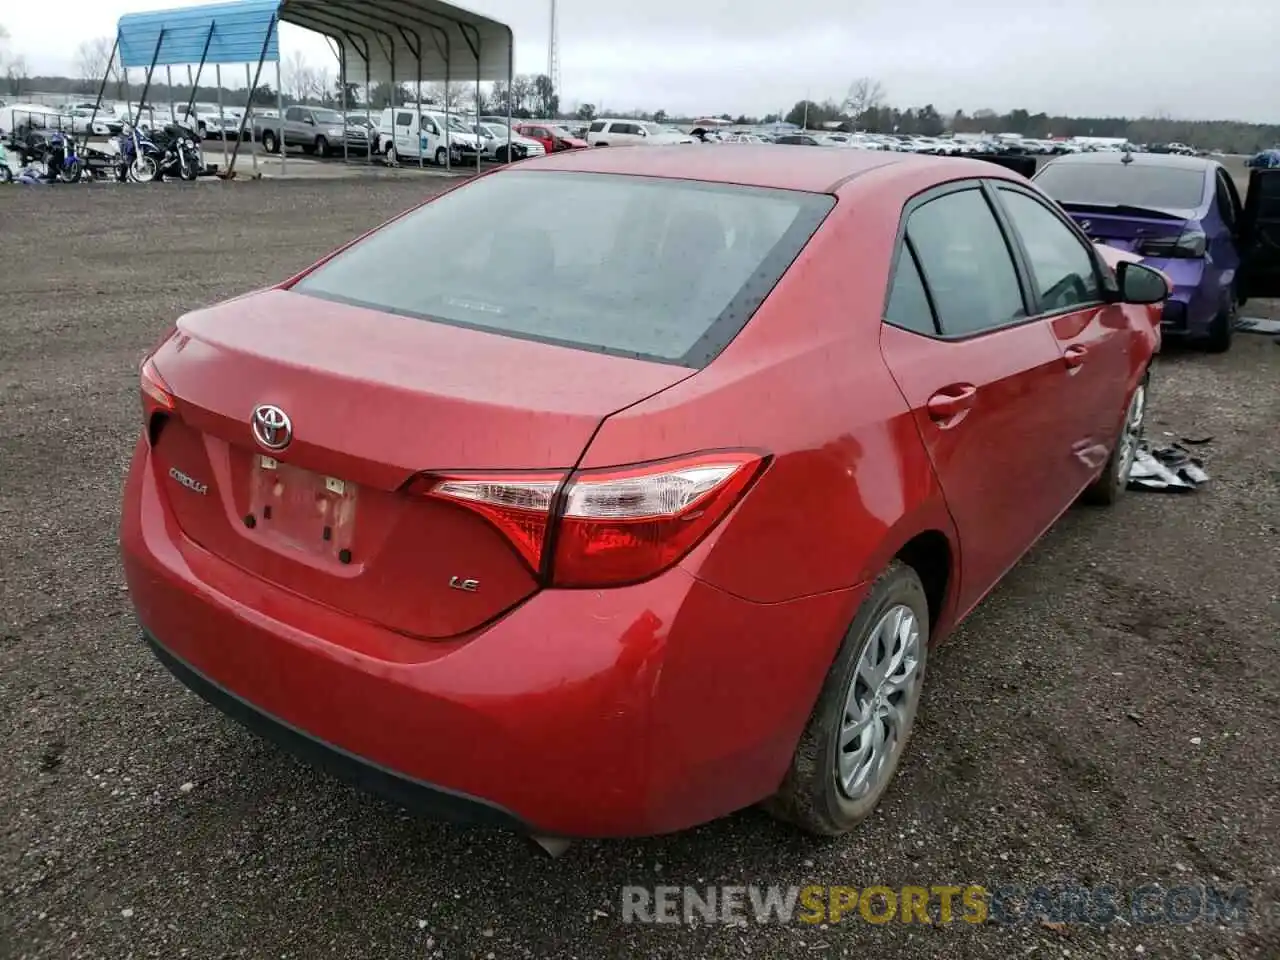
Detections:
[1114, 261, 1170, 304]
[304, 116, 315, 125]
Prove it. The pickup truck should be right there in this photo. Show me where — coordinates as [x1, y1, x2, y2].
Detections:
[251, 105, 371, 157]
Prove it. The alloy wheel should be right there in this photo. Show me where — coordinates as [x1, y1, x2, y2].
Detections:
[1117, 383, 1146, 483]
[838, 604, 924, 800]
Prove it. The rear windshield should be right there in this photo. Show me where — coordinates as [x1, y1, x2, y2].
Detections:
[1033, 162, 1207, 211]
[292, 170, 833, 366]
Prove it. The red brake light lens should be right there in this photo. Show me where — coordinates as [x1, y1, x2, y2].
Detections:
[552, 452, 764, 587]
[140, 358, 175, 412]
[418, 472, 564, 571]
[1137, 230, 1206, 259]
[409, 451, 765, 587]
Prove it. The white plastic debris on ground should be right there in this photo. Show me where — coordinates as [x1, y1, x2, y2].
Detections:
[1128, 441, 1210, 492]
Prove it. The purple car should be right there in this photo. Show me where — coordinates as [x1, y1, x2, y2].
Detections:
[1032, 152, 1280, 352]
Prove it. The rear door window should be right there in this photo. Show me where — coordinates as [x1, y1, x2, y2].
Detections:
[883, 244, 938, 336]
[907, 188, 1027, 337]
[995, 187, 1101, 312]
[291, 170, 834, 367]
[1215, 170, 1241, 230]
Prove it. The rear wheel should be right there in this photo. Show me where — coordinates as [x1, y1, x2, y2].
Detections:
[1082, 371, 1148, 506]
[765, 561, 929, 835]
[384, 142, 398, 165]
[262, 130, 279, 154]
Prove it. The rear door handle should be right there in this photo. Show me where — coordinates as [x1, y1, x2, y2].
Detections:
[1064, 344, 1088, 369]
[926, 384, 978, 423]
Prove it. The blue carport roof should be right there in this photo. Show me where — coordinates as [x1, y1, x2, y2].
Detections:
[116, 0, 512, 83]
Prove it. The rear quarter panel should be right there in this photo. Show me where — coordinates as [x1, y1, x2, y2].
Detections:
[579, 176, 958, 611]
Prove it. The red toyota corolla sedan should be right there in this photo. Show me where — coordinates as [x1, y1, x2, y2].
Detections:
[121, 146, 1169, 844]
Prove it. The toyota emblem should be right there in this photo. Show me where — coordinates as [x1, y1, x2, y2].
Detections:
[251, 404, 292, 451]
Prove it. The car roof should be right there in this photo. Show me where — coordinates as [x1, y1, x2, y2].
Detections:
[1043, 151, 1215, 173]
[521, 144, 988, 193]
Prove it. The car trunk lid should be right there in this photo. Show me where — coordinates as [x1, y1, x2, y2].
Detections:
[146, 289, 694, 639]
[1057, 202, 1190, 254]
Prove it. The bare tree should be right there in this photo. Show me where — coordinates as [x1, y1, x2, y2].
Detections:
[314, 64, 333, 105]
[6, 54, 29, 98]
[75, 37, 119, 97]
[423, 81, 464, 110]
[842, 76, 886, 118]
[284, 50, 317, 103]
[510, 74, 533, 112]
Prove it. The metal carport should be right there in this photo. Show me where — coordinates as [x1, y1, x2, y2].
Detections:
[112, 0, 514, 177]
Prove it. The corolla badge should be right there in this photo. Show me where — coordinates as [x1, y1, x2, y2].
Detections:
[168, 466, 208, 495]
[251, 404, 293, 451]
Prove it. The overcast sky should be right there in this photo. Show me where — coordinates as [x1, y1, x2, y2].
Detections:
[3, 0, 1277, 122]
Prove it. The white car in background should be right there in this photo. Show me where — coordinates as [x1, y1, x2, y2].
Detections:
[471, 121, 545, 161]
[67, 108, 119, 136]
[586, 119, 695, 146]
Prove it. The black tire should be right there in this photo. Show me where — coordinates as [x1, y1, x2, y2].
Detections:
[1082, 370, 1149, 506]
[765, 560, 929, 835]
[262, 130, 278, 154]
[1198, 298, 1235, 353]
[434, 146, 448, 166]
[594, 142, 608, 147]
[315, 136, 330, 158]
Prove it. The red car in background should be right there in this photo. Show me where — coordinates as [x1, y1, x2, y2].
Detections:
[124, 147, 1280, 849]
[513, 121, 587, 153]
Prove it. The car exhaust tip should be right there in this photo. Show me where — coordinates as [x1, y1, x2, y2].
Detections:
[528, 835, 573, 858]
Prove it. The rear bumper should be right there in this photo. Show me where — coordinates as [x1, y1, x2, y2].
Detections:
[1141, 258, 1218, 337]
[145, 631, 528, 830]
[121, 436, 860, 837]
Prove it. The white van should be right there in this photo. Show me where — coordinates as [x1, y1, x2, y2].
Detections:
[376, 107, 482, 165]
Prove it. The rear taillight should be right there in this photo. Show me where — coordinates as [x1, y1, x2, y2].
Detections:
[1137, 230, 1206, 259]
[140, 357, 175, 413]
[409, 451, 766, 587]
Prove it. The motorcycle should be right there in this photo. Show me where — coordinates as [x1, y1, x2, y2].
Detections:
[114, 123, 162, 182]
[17, 130, 82, 182]
[152, 123, 201, 181]
[50, 132, 84, 183]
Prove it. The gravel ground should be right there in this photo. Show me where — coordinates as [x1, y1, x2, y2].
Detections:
[1, 181, 1278, 960]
